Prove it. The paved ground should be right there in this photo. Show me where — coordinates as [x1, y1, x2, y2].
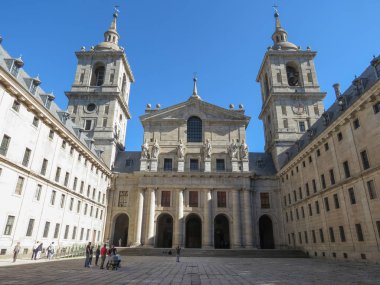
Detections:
[0, 256, 379, 285]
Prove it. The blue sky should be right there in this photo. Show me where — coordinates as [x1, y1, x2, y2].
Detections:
[1, 0, 379, 152]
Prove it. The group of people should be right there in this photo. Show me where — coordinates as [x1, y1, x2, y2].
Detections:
[12, 241, 56, 263]
[84, 242, 118, 269]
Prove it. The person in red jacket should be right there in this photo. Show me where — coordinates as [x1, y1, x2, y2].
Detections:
[99, 244, 107, 269]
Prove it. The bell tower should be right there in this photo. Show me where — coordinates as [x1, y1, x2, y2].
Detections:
[257, 9, 326, 170]
[66, 9, 134, 169]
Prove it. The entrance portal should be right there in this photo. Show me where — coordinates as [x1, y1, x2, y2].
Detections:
[259, 215, 275, 249]
[185, 214, 202, 248]
[214, 214, 230, 249]
[156, 214, 173, 248]
[113, 214, 129, 247]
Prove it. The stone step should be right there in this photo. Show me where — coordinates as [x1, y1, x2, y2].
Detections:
[116, 248, 307, 258]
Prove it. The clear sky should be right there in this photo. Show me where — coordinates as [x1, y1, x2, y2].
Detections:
[1, 0, 379, 152]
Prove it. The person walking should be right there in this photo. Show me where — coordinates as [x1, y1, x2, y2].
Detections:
[88, 245, 94, 266]
[36, 242, 43, 260]
[84, 242, 91, 268]
[31, 241, 39, 260]
[99, 244, 107, 269]
[95, 245, 100, 266]
[13, 242, 21, 263]
[176, 246, 181, 262]
[47, 242, 55, 260]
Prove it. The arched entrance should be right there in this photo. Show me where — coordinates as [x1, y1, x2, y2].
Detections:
[185, 214, 202, 248]
[155, 214, 173, 248]
[113, 214, 129, 247]
[259, 215, 275, 249]
[214, 214, 230, 249]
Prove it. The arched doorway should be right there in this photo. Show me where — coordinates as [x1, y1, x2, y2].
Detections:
[185, 214, 202, 248]
[214, 214, 230, 249]
[156, 214, 173, 248]
[113, 214, 129, 247]
[259, 215, 275, 249]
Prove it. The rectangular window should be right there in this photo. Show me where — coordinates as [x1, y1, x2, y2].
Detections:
[102, 118, 107, 128]
[324, 142, 329, 151]
[73, 177, 78, 191]
[50, 190, 56, 205]
[312, 179, 317, 193]
[90, 206, 93, 217]
[283, 196, 287, 206]
[360, 150, 370, 170]
[79, 70, 85, 84]
[260, 192, 270, 209]
[319, 229, 325, 243]
[348, 188, 356, 204]
[189, 191, 198, 207]
[308, 204, 312, 216]
[339, 226, 346, 242]
[43, 221, 50, 238]
[104, 105, 109, 115]
[277, 72, 282, 84]
[163, 158, 173, 171]
[26, 219, 35, 237]
[60, 194, 65, 208]
[190, 159, 199, 171]
[92, 188, 96, 200]
[293, 190, 297, 202]
[80, 181, 84, 194]
[308, 156, 312, 163]
[305, 183, 310, 196]
[290, 211, 293, 221]
[281, 105, 287, 115]
[22, 148, 31, 167]
[283, 119, 288, 129]
[100, 210, 103, 220]
[84, 204, 88, 215]
[77, 201, 81, 213]
[333, 194, 340, 209]
[217, 191, 227, 208]
[72, 226, 77, 240]
[307, 71, 313, 82]
[69, 198, 74, 211]
[102, 194, 105, 204]
[86, 229, 90, 241]
[216, 159, 225, 171]
[329, 227, 335, 242]
[314, 104, 320, 115]
[296, 208, 299, 220]
[40, 159, 48, 175]
[49, 130, 54, 139]
[32, 116, 39, 127]
[298, 232, 302, 244]
[61, 140, 66, 149]
[80, 228, 84, 240]
[55, 167, 61, 182]
[161, 191, 171, 207]
[353, 118, 360, 129]
[304, 231, 308, 244]
[14, 176, 25, 195]
[87, 186, 90, 197]
[337, 132, 343, 141]
[98, 191, 101, 203]
[324, 197, 330, 211]
[329, 169, 336, 185]
[288, 193, 291, 205]
[53, 223, 60, 239]
[118, 191, 128, 207]
[355, 224, 364, 241]
[95, 208, 98, 218]
[64, 225, 69, 239]
[312, 230, 316, 243]
[315, 201, 320, 214]
[64, 172, 69, 187]
[317, 149, 321, 157]
[4, 216, 15, 235]
[0, 134, 11, 156]
[34, 184, 42, 201]
[367, 180, 377, 199]
[12, 100, 20, 112]
[321, 174, 326, 189]
[84, 120, 92, 131]
[298, 187, 303, 200]
[299, 121, 305, 132]
[373, 102, 380, 114]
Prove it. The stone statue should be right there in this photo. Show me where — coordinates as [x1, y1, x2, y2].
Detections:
[141, 140, 149, 159]
[240, 140, 249, 160]
[228, 140, 238, 159]
[151, 139, 160, 159]
[177, 139, 185, 159]
[204, 139, 212, 159]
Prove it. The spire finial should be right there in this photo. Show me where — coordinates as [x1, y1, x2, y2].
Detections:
[191, 73, 201, 99]
[273, 4, 279, 18]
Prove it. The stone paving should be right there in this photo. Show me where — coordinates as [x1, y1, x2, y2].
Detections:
[0, 256, 379, 285]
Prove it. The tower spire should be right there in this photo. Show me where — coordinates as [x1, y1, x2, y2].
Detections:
[191, 74, 201, 100]
[270, 7, 298, 51]
[95, 7, 121, 51]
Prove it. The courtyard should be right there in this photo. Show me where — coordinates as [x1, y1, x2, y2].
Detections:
[0, 256, 379, 285]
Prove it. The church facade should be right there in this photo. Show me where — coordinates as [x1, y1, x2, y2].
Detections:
[0, 9, 379, 262]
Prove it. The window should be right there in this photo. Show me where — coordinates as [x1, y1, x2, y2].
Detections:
[72, 226, 77, 240]
[283, 196, 287, 206]
[343, 161, 351, 178]
[302, 161, 306, 168]
[161, 191, 171, 207]
[64, 172, 69, 187]
[84, 120, 92, 131]
[285, 212, 288, 222]
[41, 159, 48, 175]
[360, 150, 370, 170]
[10, 62, 20, 77]
[296, 208, 299, 220]
[12, 100, 20, 112]
[93, 65, 105, 86]
[315, 201, 320, 214]
[22, 148, 31, 167]
[319, 229, 325, 243]
[299, 121, 305, 132]
[367, 180, 377, 199]
[118, 191, 128, 207]
[298, 232, 302, 244]
[293, 190, 297, 202]
[53, 223, 60, 239]
[43, 222, 50, 238]
[84, 204, 88, 215]
[92, 188, 96, 200]
[286, 63, 300, 86]
[26, 219, 35, 236]
[324, 142, 329, 151]
[329, 169, 335, 185]
[308, 156, 312, 163]
[34, 184, 42, 201]
[4, 216, 15, 235]
[90, 206, 93, 217]
[298, 187, 303, 200]
[305, 183, 310, 196]
[55, 167, 61, 183]
[312, 230, 316, 243]
[329, 227, 335, 242]
[373, 102, 380, 114]
[189, 191, 198, 207]
[290, 211, 293, 221]
[308, 204, 312, 216]
[337, 132, 343, 141]
[217, 191, 227, 208]
[316, 149, 320, 157]
[281, 105, 287, 115]
[13, 176, 25, 195]
[283, 119, 288, 129]
[355, 224, 364, 241]
[77, 201, 81, 213]
[339, 226, 346, 242]
[61, 140, 66, 149]
[60, 194, 65, 208]
[301, 206, 305, 218]
[288, 194, 291, 205]
[260, 193, 270, 208]
[100, 210, 103, 220]
[321, 174, 326, 189]
[69, 198, 74, 211]
[87, 186, 91, 197]
[216, 159, 225, 171]
[30, 82, 38, 95]
[50, 190, 56, 205]
[304, 231, 308, 244]
[95, 208, 99, 218]
[333, 194, 340, 209]
[0, 135, 11, 156]
[86, 229, 90, 240]
[190, 159, 199, 171]
[64, 225, 69, 239]
[324, 197, 330, 211]
[73, 177, 78, 191]
[102, 194, 105, 204]
[187, 116, 202, 142]
[163, 158, 173, 171]
[312, 179, 317, 193]
[80, 228, 84, 240]
[353, 118, 360, 129]
[98, 191, 101, 203]
[102, 118, 107, 127]
[80, 181, 84, 194]
[49, 130, 54, 139]
[348, 188, 356, 204]
[32, 116, 39, 127]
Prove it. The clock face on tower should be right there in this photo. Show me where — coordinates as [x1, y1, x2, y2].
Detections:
[292, 103, 305, 115]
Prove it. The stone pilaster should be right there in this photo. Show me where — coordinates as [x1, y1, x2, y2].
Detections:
[145, 188, 156, 247]
[202, 189, 213, 248]
[134, 189, 145, 246]
[232, 189, 242, 248]
[174, 189, 184, 247]
[242, 189, 253, 248]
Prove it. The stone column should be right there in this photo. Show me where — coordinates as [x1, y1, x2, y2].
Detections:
[232, 189, 242, 248]
[202, 189, 213, 248]
[242, 189, 253, 248]
[145, 188, 156, 247]
[134, 189, 145, 246]
[174, 189, 184, 247]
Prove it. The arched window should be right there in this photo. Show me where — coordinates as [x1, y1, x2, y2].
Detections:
[91, 64, 105, 86]
[187, 116, 202, 142]
[286, 62, 300, 86]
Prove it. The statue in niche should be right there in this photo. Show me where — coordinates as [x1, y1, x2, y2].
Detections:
[151, 139, 160, 159]
[240, 140, 249, 160]
[204, 139, 212, 159]
[141, 140, 149, 159]
[177, 139, 185, 159]
[228, 140, 238, 159]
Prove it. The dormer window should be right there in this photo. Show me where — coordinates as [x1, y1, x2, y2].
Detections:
[10, 57, 23, 77]
[30, 76, 41, 95]
[286, 62, 300, 86]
